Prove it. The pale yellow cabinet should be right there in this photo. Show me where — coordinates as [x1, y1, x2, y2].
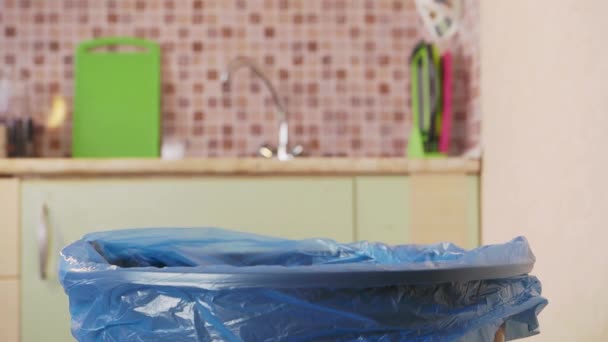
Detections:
[20, 177, 353, 342]
[355, 176, 410, 244]
[408, 174, 479, 249]
[355, 175, 479, 248]
[0, 179, 19, 342]
[19, 174, 479, 342]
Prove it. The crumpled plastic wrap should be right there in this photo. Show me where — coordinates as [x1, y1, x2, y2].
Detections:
[59, 228, 547, 341]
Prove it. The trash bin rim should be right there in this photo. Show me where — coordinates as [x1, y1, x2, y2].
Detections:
[63, 260, 534, 289]
[60, 228, 536, 289]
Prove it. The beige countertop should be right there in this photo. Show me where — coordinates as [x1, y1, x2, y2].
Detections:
[0, 158, 481, 177]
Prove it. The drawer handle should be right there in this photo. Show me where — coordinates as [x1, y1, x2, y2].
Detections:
[38, 203, 50, 280]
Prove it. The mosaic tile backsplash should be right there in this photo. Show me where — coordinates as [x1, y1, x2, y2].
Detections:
[0, 0, 480, 157]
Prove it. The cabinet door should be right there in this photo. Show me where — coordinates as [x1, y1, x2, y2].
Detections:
[408, 175, 479, 249]
[0, 280, 19, 342]
[356, 175, 480, 248]
[0, 179, 19, 342]
[21, 177, 353, 342]
[355, 176, 410, 244]
[0, 178, 19, 277]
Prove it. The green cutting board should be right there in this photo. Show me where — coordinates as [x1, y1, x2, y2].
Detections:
[73, 37, 160, 158]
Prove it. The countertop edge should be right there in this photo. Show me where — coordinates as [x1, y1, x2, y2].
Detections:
[0, 158, 481, 177]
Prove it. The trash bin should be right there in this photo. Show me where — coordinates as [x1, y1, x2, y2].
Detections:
[59, 228, 547, 342]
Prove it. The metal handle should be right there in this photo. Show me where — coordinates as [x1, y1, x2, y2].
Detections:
[38, 203, 50, 280]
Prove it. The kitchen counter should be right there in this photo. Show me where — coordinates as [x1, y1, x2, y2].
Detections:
[0, 158, 480, 177]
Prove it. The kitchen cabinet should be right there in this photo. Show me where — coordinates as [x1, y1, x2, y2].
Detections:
[0, 179, 19, 342]
[408, 174, 479, 248]
[355, 176, 410, 244]
[20, 177, 353, 342]
[0, 179, 19, 277]
[0, 280, 19, 342]
[17, 170, 480, 341]
[355, 175, 479, 248]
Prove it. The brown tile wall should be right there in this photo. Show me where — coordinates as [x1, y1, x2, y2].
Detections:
[0, 0, 480, 157]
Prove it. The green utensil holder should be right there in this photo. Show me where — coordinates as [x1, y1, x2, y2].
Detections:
[407, 126, 446, 158]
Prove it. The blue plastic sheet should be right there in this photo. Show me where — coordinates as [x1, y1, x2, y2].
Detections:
[59, 228, 547, 341]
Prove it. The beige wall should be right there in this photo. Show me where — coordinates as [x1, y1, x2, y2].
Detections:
[482, 1, 608, 341]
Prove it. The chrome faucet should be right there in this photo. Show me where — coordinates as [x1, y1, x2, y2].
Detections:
[221, 57, 302, 160]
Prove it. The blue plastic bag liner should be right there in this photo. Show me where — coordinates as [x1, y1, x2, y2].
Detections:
[59, 228, 547, 341]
